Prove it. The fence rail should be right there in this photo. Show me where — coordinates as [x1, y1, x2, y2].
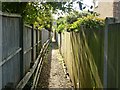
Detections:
[16, 39, 50, 89]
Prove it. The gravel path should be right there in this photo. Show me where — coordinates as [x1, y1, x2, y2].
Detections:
[37, 42, 72, 89]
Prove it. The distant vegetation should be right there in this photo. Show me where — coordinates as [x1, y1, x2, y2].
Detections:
[56, 11, 105, 33]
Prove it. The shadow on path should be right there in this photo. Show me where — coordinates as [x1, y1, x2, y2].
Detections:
[37, 41, 72, 89]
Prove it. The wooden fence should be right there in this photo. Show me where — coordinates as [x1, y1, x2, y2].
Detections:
[0, 12, 50, 89]
[107, 22, 120, 88]
[59, 29, 103, 88]
[57, 17, 120, 89]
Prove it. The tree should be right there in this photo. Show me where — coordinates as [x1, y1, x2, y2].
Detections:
[2, 2, 73, 30]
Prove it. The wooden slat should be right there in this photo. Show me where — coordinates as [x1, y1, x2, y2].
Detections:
[31, 42, 50, 89]
[16, 39, 50, 89]
[0, 11, 21, 17]
[24, 47, 32, 54]
[23, 41, 41, 55]
[24, 24, 32, 29]
[0, 48, 22, 67]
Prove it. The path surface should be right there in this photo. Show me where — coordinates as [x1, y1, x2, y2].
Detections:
[37, 41, 72, 88]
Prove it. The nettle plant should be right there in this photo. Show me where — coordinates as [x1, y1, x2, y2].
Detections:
[56, 12, 105, 33]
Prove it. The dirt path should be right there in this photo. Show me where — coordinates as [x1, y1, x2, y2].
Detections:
[37, 42, 72, 89]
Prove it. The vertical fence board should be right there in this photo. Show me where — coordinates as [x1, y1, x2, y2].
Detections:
[23, 26, 32, 75]
[1, 16, 21, 87]
[107, 23, 120, 88]
[0, 15, 2, 90]
[34, 29, 36, 60]
[41, 29, 49, 45]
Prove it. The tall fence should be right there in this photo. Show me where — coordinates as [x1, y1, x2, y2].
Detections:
[0, 12, 22, 90]
[57, 17, 120, 88]
[0, 12, 50, 89]
[58, 28, 103, 88]
[107, 22, 120, 88]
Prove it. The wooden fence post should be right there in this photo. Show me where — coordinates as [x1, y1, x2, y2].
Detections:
[30, 24, 34, 68]
[39, 30, 42, 51]
[0, 11, 2, 90]
[20, 17, 24, 79]
[104, 17, 116, 88]
[36, 29, 38, 57]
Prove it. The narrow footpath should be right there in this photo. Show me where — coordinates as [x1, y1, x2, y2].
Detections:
[37, 41, 72, 89]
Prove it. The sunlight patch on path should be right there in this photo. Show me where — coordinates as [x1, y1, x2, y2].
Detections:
[48, 42, 72, 88]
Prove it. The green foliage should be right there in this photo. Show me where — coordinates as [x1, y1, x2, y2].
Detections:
[56, 17, 66, 33]
[2, 2, 73, 30]
[66, 11, 87, 24]
[56, 12, 105, 33]
[2, 2, 27, 15]
[68, 14, 105, 32]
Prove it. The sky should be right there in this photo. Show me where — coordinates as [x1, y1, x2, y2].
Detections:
[53, 0, 94, 19]
[73, 0, 94, 11]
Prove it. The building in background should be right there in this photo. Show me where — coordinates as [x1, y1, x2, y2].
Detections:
[94, 0, 120, 22]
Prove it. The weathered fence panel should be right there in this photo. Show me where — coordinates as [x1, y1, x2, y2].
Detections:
[107, 23, 120, 88]
[57, 17, 120, 89]
[23, 26, 32, 75]
[85, 29, 104, 84]
[58, 27, 104, 88]
[0, 13, 21, 89]
[0, 13, 2, 90]
[41, 29, 49, 45]
[0, 12, 45, 89]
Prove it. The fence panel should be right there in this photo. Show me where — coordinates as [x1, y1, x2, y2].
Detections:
[0, 12, 49, 89]
[85, 29, 104, 84]
[107, 23, 120, 88]
[0, 14, 2, 89]
[1, 14, 21, 88]
[41, 29, 49, 45]
[23, 26, 32, 75]
[59, 27, 104, 88]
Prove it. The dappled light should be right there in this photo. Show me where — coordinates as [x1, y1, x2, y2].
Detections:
[1, 1, 120, 90]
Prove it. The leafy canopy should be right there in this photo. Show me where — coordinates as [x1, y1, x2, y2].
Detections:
[2, 2, 73, 29]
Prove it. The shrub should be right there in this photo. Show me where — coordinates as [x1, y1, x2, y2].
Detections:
[56, 12, 105, 33]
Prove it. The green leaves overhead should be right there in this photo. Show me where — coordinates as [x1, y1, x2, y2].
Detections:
[2, 2, 73, 29]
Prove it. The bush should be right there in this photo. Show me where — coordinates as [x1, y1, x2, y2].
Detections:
[56, 12, 105, 33]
